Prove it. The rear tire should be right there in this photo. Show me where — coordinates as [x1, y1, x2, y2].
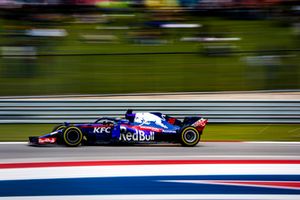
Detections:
[63, 126, 83, 147]
[179, 126, 201, 147]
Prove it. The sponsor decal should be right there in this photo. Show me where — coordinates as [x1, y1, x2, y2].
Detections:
[162, 130, 177, 134]
[38, 137, 56, 144]
[119, 130, 155, 142]
[93, 127, 111, 134]
[120, 126, 127, 133]
[134, 113, 168, 129]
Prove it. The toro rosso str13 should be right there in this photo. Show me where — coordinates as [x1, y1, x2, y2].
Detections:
[29, 110, 208, 147]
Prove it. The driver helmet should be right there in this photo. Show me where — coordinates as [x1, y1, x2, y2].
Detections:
[125, 109, 135, 122]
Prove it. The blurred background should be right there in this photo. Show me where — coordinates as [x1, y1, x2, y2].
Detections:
[0, 0, 299, 96]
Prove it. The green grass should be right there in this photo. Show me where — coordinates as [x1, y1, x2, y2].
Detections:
[0, 124, 54, 141]
[202, 124, 300, 141]
[0, 17, 300, 95]
[1, 124, 300, 142]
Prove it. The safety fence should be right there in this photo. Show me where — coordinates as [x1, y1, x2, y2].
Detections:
[0, 99, 299, 123]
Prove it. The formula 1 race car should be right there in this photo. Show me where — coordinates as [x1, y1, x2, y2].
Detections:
[29, 110, 208, 147]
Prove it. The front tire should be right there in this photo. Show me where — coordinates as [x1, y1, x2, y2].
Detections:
[179, 126, 201, 147]
[52, 125, 66, 145]
[52, 124, 66, 132]
[63, 126, 83, 147]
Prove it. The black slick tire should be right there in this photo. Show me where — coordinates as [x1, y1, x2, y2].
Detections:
[63, 126, 83, 147]
[179, 126, 201, 147]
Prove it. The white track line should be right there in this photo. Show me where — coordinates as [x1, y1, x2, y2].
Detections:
[2, 155, 300, 164]
[1, 155, 300, 164]
[0, 142, 27, 144]
[1, 164, 300, 181]
[243, 141, 300, 144]
[1, 141, 300, 145]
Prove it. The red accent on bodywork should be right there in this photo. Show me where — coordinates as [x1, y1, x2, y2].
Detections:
[168, 118, 176, 125]
[38, 137, 57, 144]
[193, 119, 208, 131]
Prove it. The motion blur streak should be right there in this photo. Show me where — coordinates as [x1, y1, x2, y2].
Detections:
[0, 1, 300, 95]
[1, 0, 300, 199]
[1, 142, 300, 163]
[1, 162, 300, 180]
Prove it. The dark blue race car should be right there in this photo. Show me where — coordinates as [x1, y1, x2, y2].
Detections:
[29, 110, 208, 147]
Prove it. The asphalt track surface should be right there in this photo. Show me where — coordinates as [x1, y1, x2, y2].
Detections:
[1, 142, 300, 163]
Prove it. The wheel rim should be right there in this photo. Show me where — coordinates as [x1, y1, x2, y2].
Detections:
[184, 130, 197, 143]
[66, 130, 80, 143]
